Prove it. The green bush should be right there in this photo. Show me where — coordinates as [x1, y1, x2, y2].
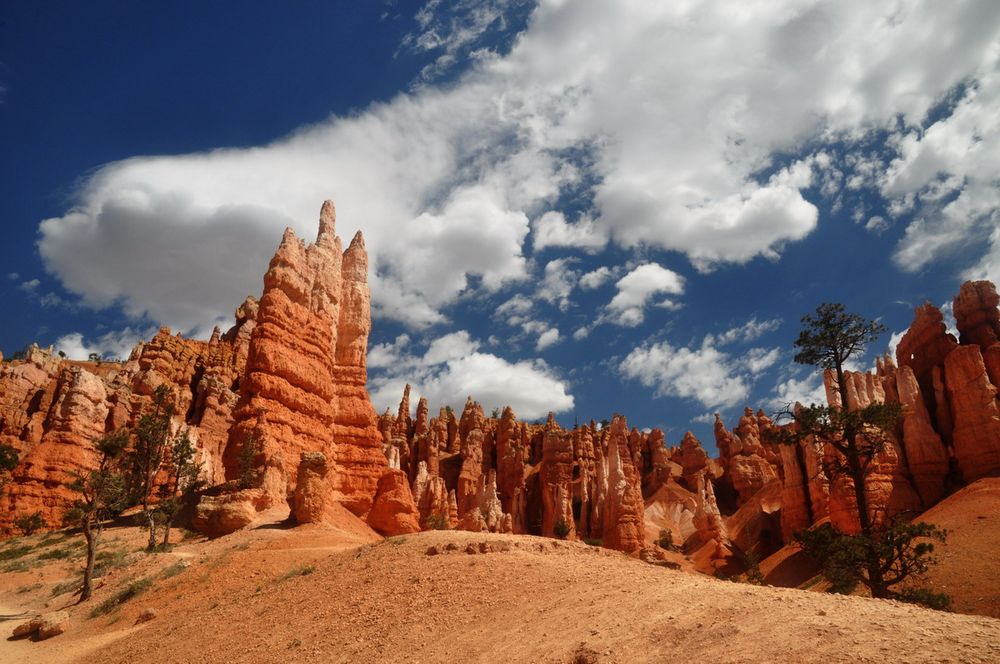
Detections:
[425, 514, 448, 530]
[14, 512, 45, 536]
[554, 518, 571, 540]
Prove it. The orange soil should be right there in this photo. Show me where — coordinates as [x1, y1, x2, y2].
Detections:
[913, 477, 1000, 618]
[2, 508, 999, 663]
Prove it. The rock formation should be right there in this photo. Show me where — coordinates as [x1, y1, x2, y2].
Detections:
[4, 204, 1000, 587]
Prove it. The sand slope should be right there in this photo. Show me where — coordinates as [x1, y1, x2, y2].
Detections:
[2, 515, 999, 663]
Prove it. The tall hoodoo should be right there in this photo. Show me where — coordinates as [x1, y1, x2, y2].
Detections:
[217, 201, 387, 524]
[331, 230, 387, 515]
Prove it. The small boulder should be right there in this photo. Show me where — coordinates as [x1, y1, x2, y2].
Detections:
[136, 608, 158, 624]
[12, 610, 69, 640]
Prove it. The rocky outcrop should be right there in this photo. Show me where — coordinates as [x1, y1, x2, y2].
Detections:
[602, 416, 645, 554]
[953, 280, 1000, 348]
[329, 230, 387, 514]
[290, 452, 335, 525]
[367, 469, 421, 535]
[944, 344, 1000, 481]
[201, 202, 386, 533]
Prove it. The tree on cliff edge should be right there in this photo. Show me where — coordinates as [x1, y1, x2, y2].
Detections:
[772, 303, 948, 607]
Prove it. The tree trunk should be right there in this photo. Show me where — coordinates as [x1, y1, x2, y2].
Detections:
[836, 360, 887, 597]
[162, 520, 171, 550]
[146, 509, 157, 552]
[80, 516, 97, 602]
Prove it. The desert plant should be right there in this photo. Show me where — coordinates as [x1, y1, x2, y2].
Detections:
[66, 429, 129, 601]
[740, 549, 765, 585]
[156, 428, 203, 550]
[237, 432, 262, 489]
[89, 576, 154, 618]
[126, 385, 175, 552]
[553, 518, 571, 540]
[424, 514, 448, 530]
[0, 441, 18, 491]
[14, 512, 45, 536]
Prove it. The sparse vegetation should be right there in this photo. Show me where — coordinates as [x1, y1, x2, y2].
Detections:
[237, 432, 262, 489]
[126, 384, 176, 552]
[425, 514, 448, 530]
[279, 564, 315, 581]
[66, 428, 129, 601]
[0, 441, 18, 491]
[160, 561, 188, 579]
[739, 549, 765, 585]
[89, 576, 154, 618]
[14, 511, 46, 536]
[554, 518, 571, 540]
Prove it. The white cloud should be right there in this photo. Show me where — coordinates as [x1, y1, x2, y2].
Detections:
[708, 317, 782, 346]
[7, 272, 19, 281]
[369, 329, 573, 420]
[606, 263, 685, 327]
[36, 1, 999, 336]
[402, 0, 533, 83]
[620, 333, 780, 410]
[18, 279, 40, 293]
[887, 64, 1000, 278]
[579, 266, 613, 290]
[532, 211, 608, 253]
[536, 258, 579, 311]
[535, 327, 560, 351]
[770, 371, 827, 410]
[423, 330, 479, 365]
[865, 215, 890, 235]
[55, 328, 152, 361]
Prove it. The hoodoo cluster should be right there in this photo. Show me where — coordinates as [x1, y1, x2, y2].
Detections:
[2, 202, 999, 569]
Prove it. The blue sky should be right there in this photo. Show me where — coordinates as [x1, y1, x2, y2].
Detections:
[2, 1, 999, 450]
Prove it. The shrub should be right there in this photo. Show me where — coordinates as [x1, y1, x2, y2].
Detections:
[554, 518, 571, 540]
[425, 514, 448, 530]
[89, 577, 154, 618]
[13, 512, 45, 536]
[279, 564, 315, 581]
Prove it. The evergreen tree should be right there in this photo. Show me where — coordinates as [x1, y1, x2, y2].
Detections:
[772, 303, 949, 606]
[66, 430, 128, 602]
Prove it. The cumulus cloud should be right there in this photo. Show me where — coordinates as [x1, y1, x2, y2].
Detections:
[579, 266, 614, 290]
[536, 258, 579, 311]
[620, 333, 780, 410]
[886, 62, 1000, 278]
[532, 211, 608, 254]
[605, 263, 685, 327]
[37, 1, 999, 337]
[55, 328, 152, 361]
[368, 329, 573, 419]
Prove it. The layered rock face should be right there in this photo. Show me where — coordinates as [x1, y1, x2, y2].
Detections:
[0, 201, 393, 537]
[205, 202, 389, 532]
[0, 315, 252, 533]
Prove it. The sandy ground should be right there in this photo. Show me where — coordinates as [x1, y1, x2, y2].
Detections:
[2, 509, 999, 664]
[916, 477, 1000, 618]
